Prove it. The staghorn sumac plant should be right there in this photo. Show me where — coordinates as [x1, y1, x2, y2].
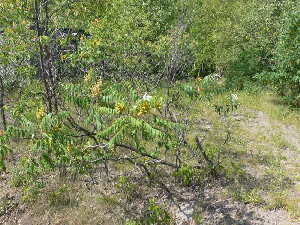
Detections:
[3, 74, 182, 180]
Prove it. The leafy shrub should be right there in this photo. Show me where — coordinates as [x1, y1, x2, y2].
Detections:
[231, 188, 264, 205]
[173, 165, 195, 186]
[72, 0, 193, 82]
[125, 199, 173, 225]
[213, 93, 240, 117]
[21, 182, 44, 203]
[225, 48, 267, 90]
[180, 83, 198, 98]
[116, 176, 139, 200]
[270, 8, 300, 106]
[1, 75, 182, 185]
[143, 198, 173, 225]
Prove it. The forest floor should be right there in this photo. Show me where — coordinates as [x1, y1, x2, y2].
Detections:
[0, 90, 300, 225]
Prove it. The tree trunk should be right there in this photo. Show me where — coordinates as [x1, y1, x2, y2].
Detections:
[0, 75, 7, 131]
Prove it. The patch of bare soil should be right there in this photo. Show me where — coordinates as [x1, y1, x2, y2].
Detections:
[233, 109, 300, 225]
[243, 110, 300, 150]
[0, 175, 24, 225]
[181, 109, 300, 225]
[168, 185, 299, 225]
[201, 188, 298, 225]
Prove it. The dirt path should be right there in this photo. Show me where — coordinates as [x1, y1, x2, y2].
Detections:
[168, 109, 300, 225]
[250, 110, 300, 151]
[232, 109, 300, 225]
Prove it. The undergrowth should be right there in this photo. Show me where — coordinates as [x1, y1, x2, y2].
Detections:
[1, 76, 300, 223]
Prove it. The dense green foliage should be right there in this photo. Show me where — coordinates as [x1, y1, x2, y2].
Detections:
[270, 8, 300, 106]
[0, 0, 299, 223]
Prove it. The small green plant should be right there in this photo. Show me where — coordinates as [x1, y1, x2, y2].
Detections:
[47, 184, 73, 207]
[0, 130, 11, 171]
[192, 212, 204, 225]
[143, 198, 173, 225]
[127, 199, 173, 225]
[96, 195, 120, 209]
[196, 75, 225, 101]
[232, 188, 264, 205]
[173, 165, 195, 186]
[116, 176, 139, 200]
[264, 168, 292, 191]
[21, 182, 43, 203]
[213, 94, 240, 116]
[267, 191, 289, 210]
[180, 83, 198, 98]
